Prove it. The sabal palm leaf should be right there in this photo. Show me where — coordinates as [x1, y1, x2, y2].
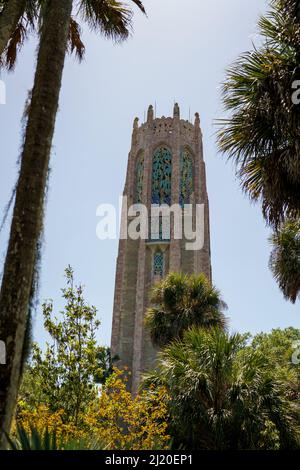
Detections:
[144, 327, 300, 450]
[0, 0, 38, 69]
[79, 0, 132, 40]
[269, 218, 300, 303]
[216, 1, 300, 227]
[145, 273, 227, 348]
[0, 0, 26, 56]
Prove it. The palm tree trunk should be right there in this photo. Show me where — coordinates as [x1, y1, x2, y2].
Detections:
[0, 0, 26, 56]
[0, 0, 73, 447]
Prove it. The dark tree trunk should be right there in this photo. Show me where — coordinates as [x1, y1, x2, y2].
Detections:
[0, 0, 73, 447]
[0, 0, 26, 56]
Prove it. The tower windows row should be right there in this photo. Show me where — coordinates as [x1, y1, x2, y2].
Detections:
[135, 147, 194, 206]
[135, 147, 194, 279]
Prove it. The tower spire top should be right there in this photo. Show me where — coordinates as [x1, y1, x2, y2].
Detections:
[173, 102, 180, 119]
[147, 104, 154, 123]
[133, 116, 139, 129]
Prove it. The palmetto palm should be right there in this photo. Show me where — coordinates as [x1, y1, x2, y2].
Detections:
[0, 0, 145, 69]
[269, 218, 300, 303]
[144, 327, 300, 450]
[216, 0, 300, 228]
[0, 0, 145, 447]
[145, 273, 227, 348]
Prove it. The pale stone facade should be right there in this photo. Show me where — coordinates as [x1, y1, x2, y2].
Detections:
[111, 104, 212, 393]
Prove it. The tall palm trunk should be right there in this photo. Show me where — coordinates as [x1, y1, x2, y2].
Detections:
[0, 0, 73, 446]
[0, 0, 26, 56]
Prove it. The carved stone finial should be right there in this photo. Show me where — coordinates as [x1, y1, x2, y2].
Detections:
[147, 105, 154, 123]
[133, 117, 139, 130]
[194, 112, 200, 127]
[133, 117, 139, 129]
[173, 102, 180, 119]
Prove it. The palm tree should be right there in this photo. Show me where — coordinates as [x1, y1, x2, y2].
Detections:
[0, 0, 109, 70]
[0, 0, 145, 447]
[216, 0, 300, 228]
[269, 218, 300, 303]
[143, 327, 300, 450]
[144, 273, 227, 348]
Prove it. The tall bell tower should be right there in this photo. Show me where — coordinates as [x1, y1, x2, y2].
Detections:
[111, 104, 212, 392]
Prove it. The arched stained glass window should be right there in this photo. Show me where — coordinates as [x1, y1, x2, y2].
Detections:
[153, 250, 164, 277]
[180, 149, 193, 207]
[152, 147, 172, 205]
[135, 151, 144, 203]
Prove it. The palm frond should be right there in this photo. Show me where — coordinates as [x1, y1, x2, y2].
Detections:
[269, 218, 300, 303]
[68, 17, 85, 60]
[78, 0, 134, 42]
[129, 0, 146, 14]
[144, 327, 300, 449]
[145, 273, 227, 348]
[2, 19, 28, 70]
[216, 1, 300, 227]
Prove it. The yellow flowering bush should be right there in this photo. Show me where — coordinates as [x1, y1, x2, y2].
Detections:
[14, 404, 84, 443]
[83, 370, 170, 450]
[15, 370, 170, 450]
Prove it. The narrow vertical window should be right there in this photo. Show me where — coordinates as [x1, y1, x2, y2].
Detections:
[180, 149, 193, 207]
[135, 151, 144, 203]
[153, 250, 164, 278]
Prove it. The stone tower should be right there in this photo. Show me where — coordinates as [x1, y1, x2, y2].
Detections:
[111, 104, 212, 393]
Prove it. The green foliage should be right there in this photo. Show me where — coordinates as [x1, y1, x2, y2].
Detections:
[7, 425, 103, 450]
[269, 219, 300, 303]
[246, 328, 300, 438]
[144, 327, 300, 450]
[250, 327, 300, 395]
[145, 273, 227, 348]
[16, 269, 300, 451]
[18, 266, 105, 425]
[14, 370, 170, 451]
[94, 347, 119, 385]
[216, 0, 300, 227]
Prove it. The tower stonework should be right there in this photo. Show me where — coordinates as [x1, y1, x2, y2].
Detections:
[111, 104, 212, 393]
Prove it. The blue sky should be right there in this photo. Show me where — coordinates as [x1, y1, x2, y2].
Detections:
[0, 0, 299, 348]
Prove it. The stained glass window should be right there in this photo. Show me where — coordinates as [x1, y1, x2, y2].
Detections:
[135, 151, 144, 203]
[152, 147, 172, 205]
[180, 149, 193, 207]
[153, 250, 164, 277]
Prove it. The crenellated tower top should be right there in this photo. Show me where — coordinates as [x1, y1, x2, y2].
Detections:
[131, 103, 202, 152]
